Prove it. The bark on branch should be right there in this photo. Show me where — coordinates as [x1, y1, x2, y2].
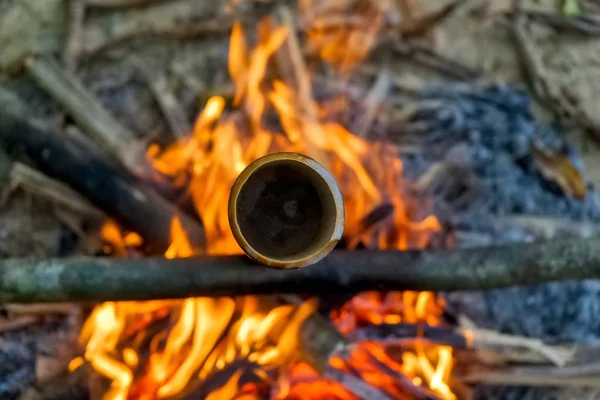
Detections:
[2, 237, 600, 303]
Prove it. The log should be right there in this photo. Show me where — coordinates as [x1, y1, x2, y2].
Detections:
[0, 90, 205, 253]
[2, 237, 600, 302]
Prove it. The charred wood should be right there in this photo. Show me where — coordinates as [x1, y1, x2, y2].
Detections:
[0, 92, 205, 253]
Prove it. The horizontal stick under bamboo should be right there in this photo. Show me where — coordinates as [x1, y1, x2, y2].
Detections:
[1, 237, 600, 303]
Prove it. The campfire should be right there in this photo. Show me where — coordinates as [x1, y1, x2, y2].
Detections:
[2, 1, 600, 400]
[74, 9, 452, 400]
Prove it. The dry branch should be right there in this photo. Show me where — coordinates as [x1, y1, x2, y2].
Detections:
[86, 0, 169, 7]
[64, 0, 87, 71]
[23, 55, 149, 176]
[458, 370, 600, 388]
[2, 237, 600, 303]
[134, 58, 192, 139]
[7, 162, 105, 222]
[0, 90, 205, 253]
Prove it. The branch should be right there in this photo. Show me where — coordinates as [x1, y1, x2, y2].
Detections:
[2, 237, 600, 302]
[0, 89, 205, 253]
[23, 55, 149, 175]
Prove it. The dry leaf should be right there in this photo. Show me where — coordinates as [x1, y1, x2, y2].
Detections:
[533, 146, 587, 200]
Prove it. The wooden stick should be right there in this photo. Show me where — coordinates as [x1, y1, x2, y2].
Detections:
[86, 0, 169, 8]
[64, 0, 87, 71]
[23, 55, 149, 176]
[133, 58, 192, 139]
[2, 303, 77, 315]
[276, 6, 330, 165]
[0, 315, 39, 333]
[458, 370, 600, 388]
[0, 90, 206, 253]
[82, 19, 234, 58]
[461, 328, 573, 367]
[8, 162, 105, 222]
[3, 237, 600, 302]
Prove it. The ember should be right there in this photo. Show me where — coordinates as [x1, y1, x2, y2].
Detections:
[76, 3, 451, 399]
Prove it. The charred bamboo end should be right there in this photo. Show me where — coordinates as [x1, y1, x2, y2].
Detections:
[229, 152, 344, 269]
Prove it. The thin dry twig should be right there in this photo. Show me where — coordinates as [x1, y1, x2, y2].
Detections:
[458, 370, 600, 388]
[133, 58, 192, 139]
[8, 162, 105, 221]
[354, 66, 391, 138]
[2, 303, 78, 316]
[276, 6, 329, 165]
[0, 315, 39, 333]
[82, 19, 235, 58]
[495, 215, 600, 240]
[86, 0, 169, 7]
[526, 10, 600, 35]
[24, 55, 150, 177]
[393, 41, 481, 80]
[461, 328, 573, 367]
[393, 0, 465, 36]
[64, 0, 86, 71]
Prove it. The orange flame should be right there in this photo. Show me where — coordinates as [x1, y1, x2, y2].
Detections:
[80, 2, 455, 398]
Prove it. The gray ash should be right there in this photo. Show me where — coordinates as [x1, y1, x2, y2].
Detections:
[394, 81, 600, 399]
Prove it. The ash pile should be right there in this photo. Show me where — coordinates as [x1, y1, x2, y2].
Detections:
[399, 81, 600, 399]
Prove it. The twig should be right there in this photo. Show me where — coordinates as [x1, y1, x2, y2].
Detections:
[86, 0, 169, 7]
[82, 19, 235, 59]
[522, 10, 600, 35]
[393, 41, 481, 81]
[461, 328, 573, 367]
[133, 58, 192, 139]
[2, 303, 78, 315]
[8, 162, 105, 222]
[3, 237, 600, 302]
[458, 370, 600, 388]
[64, 0, 86, 71]
[276, 6, 329, 164]
[24, 55, 150, 177]
[508, 361, 600, 377]
[494, 215, 600, 240]
[393, 0, 465, 36]
[0, 315, 39, 333]
[354, 66, 391, 138]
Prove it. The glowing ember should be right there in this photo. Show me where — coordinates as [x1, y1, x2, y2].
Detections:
[78, 2, 455, 399]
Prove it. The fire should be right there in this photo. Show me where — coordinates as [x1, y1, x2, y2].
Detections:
[79, 2, 456, 399]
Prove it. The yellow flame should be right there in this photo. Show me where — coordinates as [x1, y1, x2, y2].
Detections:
[80, 1, 453, 398]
